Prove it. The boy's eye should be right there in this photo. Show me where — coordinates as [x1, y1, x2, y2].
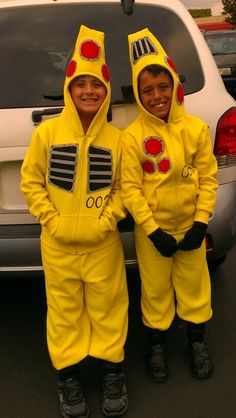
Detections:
[94, 82, 103, 88]
[74, 81, 84, 87]
[142, 88, 152, 95]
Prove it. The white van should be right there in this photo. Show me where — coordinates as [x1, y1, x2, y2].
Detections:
[0, 0, 235, 271]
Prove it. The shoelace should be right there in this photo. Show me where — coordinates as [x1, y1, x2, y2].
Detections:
[149, 344, 166, 367]
[103, 373, 123, 398]
[64, 379, 85, 404]
[192, 343, 210, 362]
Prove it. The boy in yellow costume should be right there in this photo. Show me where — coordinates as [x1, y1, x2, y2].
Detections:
[21, 25, 129, 418]
[121, 28, 218, 382]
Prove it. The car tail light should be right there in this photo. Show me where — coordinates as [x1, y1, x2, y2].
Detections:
[214, 107, 236, 168]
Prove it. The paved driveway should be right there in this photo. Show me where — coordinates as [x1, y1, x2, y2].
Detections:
[1, 245, 236, 418]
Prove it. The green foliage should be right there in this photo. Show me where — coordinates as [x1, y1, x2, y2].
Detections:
[188, 8, 212, 18]
[222, 0, 236, 25]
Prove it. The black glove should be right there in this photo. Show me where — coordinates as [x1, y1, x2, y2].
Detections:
[179, 221, 208, 251]
[148, 228, 178, 257]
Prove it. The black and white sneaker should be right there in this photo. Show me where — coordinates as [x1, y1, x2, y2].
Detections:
[102, 372, 128, 417]
[57, 376, 89, 418]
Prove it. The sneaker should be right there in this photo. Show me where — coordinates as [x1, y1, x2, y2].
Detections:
[189, 341, 213, 379]
[57, 376, 89, 418]
[102, 372, 129, 417]
[146, 344, 168, 382]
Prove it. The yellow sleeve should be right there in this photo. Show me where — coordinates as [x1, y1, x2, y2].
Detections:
[121, 130, 158, 235]
[194, 124, 218, 224]
[20, 128, 60, 235]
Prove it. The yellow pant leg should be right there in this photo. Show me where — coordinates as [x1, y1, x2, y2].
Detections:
[135, 226, 176, 330]
[82, 237, 129, 363]
[172, 242, 212, 323]
[41, 244, 91, 370]
[135, 225, 212, 330]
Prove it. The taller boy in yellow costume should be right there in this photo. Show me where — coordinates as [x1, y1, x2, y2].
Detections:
[21, 25, 128, 418]
[121, 28, 218, 382]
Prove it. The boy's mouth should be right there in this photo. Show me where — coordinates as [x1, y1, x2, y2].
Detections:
[82, 98, 97, 102]
[152, 102, 166, 109]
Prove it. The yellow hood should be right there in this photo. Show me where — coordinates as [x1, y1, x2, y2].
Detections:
[63, 25, 111, 135]
[128, 28, 185, 123]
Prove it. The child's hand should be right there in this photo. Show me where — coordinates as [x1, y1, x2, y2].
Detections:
[148, 228, 178, 257]
[179, 222, 208, 251]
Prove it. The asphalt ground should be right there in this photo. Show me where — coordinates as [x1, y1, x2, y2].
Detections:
[1, 244, 236, 418]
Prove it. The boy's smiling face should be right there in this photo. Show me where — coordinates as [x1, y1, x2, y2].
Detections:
[139, 70, 173, 121]
[69, 75, 107, 119]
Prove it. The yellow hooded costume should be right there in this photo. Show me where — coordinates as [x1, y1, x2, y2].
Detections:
[121, 28, 218, 329]
[21, 25, 128, 369]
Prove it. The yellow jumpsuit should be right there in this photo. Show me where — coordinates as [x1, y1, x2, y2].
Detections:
[21, 25, 128, 370]
[121, 28, 218, 330]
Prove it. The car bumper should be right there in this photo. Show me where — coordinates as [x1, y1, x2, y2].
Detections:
[0, 181, 235, 272]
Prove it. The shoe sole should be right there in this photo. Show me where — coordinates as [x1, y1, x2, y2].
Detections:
[103, 402, 129, 417]
[60, 404, 90, 418]
[147, 366, 168, 383]
[191, 366, 213, 379]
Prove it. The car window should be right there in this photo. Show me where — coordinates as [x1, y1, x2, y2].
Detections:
[0, 3, 204, 108]
[205, 32, 236, 54]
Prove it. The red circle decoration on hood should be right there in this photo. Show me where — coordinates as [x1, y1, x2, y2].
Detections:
[80, 40, 100, 60]
[165, 56, 177, 74]
[158, 158, 171, 173]
[143, 137, 164, 157]
[102, 64, 110, 82]
[66, 60, 77, 77]
[177, 83, 184, 105]
[142, 160, 156, 174]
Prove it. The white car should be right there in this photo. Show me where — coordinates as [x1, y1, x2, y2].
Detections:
[0, 0, 236, 271]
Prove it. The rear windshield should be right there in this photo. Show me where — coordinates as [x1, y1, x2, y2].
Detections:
[0, 3, 204, 108]
[205, 31, 236, 55]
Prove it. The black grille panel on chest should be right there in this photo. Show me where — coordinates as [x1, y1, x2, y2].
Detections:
[88, 146, 112, 192]
[48, 144, 78, 192]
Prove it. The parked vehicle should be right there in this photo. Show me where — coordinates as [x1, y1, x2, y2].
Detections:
[203, 29, 236, 99]
[0, 0, 236, 272]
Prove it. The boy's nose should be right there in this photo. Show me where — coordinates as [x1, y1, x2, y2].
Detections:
[84, 82, 93, 93]
[153, 87, 161, 99]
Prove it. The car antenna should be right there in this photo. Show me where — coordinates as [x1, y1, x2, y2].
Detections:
[121, 0, 135, 15]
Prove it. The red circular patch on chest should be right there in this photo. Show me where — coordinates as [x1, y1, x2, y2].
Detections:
[158, 158, 171, 173]
[143, 137, 164, 157]
[142, 160, 156, 174]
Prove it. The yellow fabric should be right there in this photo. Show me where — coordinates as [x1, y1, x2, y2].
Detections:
[42, 238, 128, 369]
[20, 25, 129, 369]
[135, 225, 212, 329]
[121, 28, 217, 329]
[121, 28, 218, 235]
[21, 25, 127, 254]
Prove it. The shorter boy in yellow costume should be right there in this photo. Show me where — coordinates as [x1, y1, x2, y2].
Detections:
[121, 28, 218, 382]
[21, 25, 129, 418]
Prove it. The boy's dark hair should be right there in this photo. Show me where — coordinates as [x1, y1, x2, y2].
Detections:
[138, 64, 173, 86]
